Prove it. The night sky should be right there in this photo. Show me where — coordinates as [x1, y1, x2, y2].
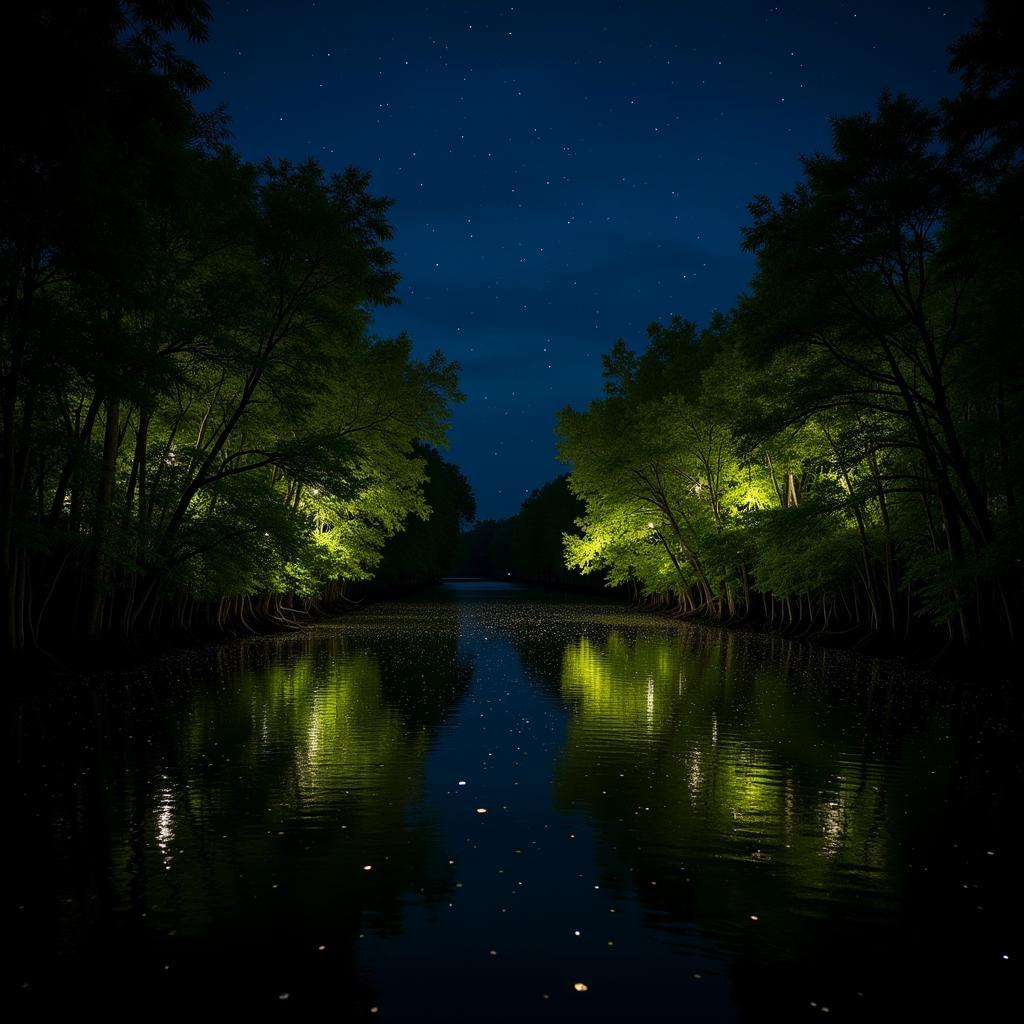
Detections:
[180, 0, 982, 520]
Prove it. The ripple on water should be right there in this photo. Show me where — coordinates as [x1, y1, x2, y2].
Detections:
[13, 583, 1021, 1019]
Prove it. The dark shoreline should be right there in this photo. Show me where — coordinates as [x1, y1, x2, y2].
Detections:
[9, 576, 1016, 685]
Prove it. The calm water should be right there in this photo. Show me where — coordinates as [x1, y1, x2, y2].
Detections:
[13, 582, 1021, 1018]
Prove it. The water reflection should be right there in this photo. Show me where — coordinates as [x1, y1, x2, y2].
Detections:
[556, 631, 894, 876]
[16, 610, 472, 1008]
[14, 587, 1020, 1018]
[544, 623, 1017, 1017]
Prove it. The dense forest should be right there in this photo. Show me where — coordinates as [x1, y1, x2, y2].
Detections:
[0, 3, 467, 654]
[4, 1, 1020, 661]
[558, 2, 1021, 652]
[371, 446, 475, 590]
[456, 476, 594, 588]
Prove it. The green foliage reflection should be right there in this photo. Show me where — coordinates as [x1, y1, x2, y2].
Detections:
[553, 628, 919, 944]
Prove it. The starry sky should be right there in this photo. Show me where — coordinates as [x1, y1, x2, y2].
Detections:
[180, 0, 982, 520]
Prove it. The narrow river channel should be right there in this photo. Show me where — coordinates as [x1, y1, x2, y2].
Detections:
[14, 581, 1019, 1018]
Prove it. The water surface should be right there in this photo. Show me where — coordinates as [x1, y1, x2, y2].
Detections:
[14, 582, 1020, 1018]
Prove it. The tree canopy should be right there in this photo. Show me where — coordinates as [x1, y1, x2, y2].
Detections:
[558, 0, 1022, 651]
[1, 1, 467, 652]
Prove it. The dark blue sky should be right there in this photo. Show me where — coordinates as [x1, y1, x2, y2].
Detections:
[182, 0, 981, 519]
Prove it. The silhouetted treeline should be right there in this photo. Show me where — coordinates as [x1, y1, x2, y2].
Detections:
[369, 446, 475, 589]
[559, 1, 1022, 653]
[0, 3, 464, 654]
[456, 476, 602, 588]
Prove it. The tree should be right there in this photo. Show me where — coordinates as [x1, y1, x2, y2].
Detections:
[557, 4, 1023, 649]
[373, 446, 476, 587]
[1, 3, 467, 653]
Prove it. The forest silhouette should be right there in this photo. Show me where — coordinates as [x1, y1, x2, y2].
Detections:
[2, 1, 1020, 658]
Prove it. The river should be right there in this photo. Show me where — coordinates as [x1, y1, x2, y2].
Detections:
[13, 581, 1019, 1018]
